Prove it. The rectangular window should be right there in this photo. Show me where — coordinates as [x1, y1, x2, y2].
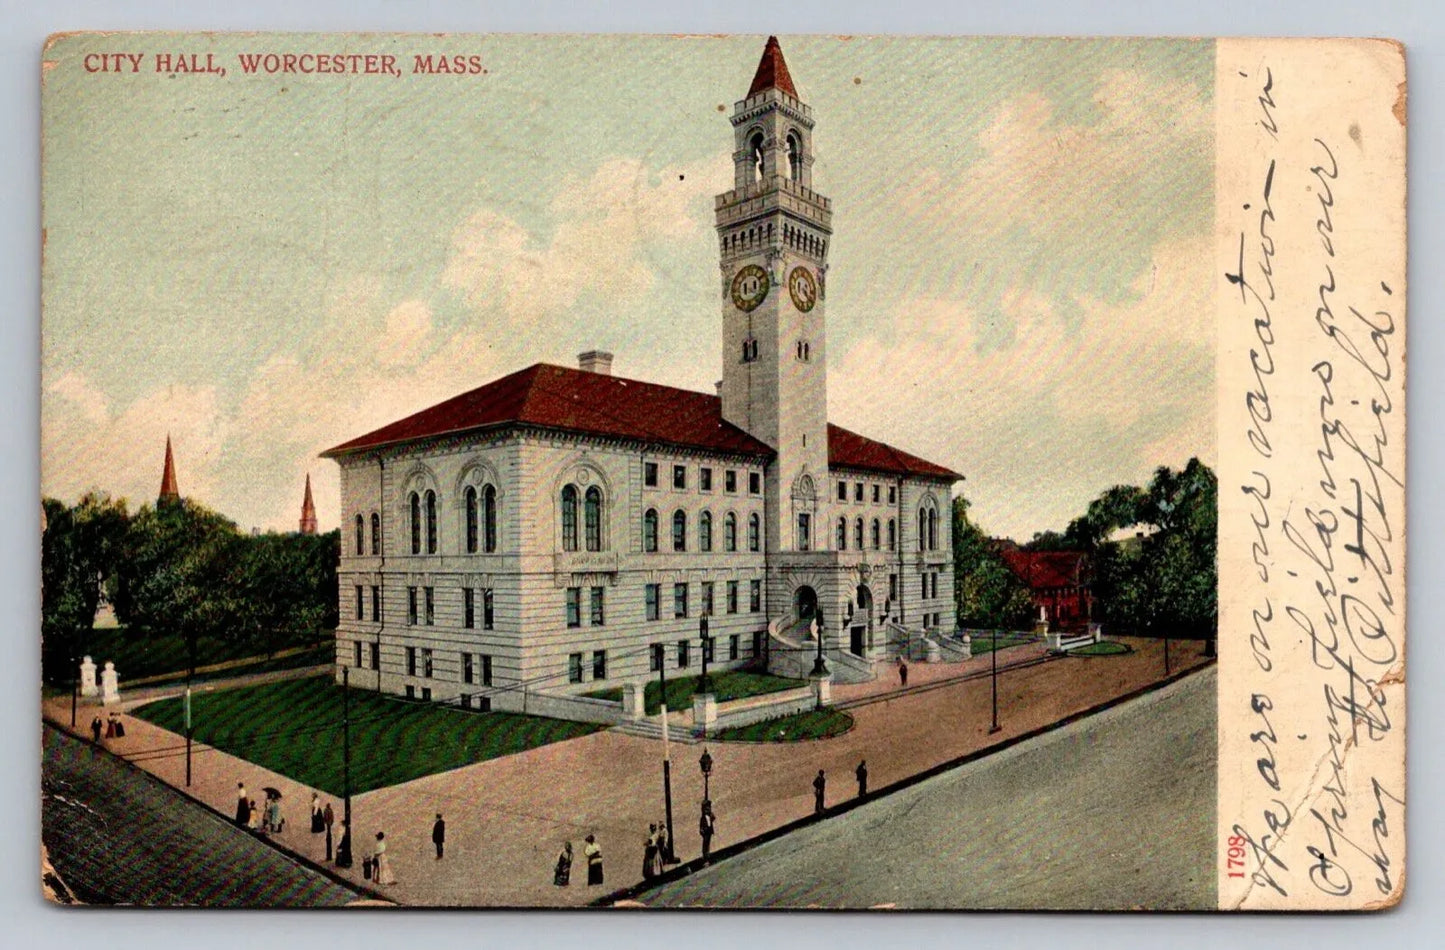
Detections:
[797, 512, 811, 551]
[750, 579, 762, 613]
[590, 586, 605, 626]
[424, 587, 435, 625]
[483, 588, 495, 630]
[354, 640, 362, 668]
[645, 583, 660, 621]
[855, 482, 864, 502]
[837, 480, 847, 501]
[674, 582, 689, 619]
[568, 652, 583, 684]
[421, 647, 433, 678]
[406, 684, 415, 699]
[673, 465, 687, 490]
[421, 686, 432, 701]
[370, 641, 380, 670]
[464, 588, 475, 629]
[889, 486, 897, 504]
[725, 470, 737, 493]
[481, 654, 492, 687]
[873, 484, 881, 503]
[727, 580, 739, 614]
[702, 581, 715, 617]
[700, 467, 713, 491]
[749, 472, 761, 494]
[407, 587, 418, 625]
[566, 587, 581, 628]
[650, 643, 664, 672]
[702, 636, 715, 664]
[889, 573, 898, 601]
[463, 652, 474, 685]
[729, 634, 740, 661]
[677, 639, 690, 668]
[592, 650, 607, 681]
[921, 574, 928, 600]
[371, 585, 381, 622]
[355, 585, 364, 620]
[406, 646, 417, 676]
[644, 462, 658, 487]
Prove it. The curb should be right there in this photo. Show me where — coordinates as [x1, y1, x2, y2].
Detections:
[594, 657, 1217, 908]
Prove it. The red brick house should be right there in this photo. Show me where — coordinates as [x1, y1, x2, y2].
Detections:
[996, 544, 1093, 631]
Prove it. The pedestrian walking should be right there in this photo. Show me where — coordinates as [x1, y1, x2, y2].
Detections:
[323, 802, 335, 861]
[373, 832, 396, 885]
[234, 783, 249, 826]
[310, 793, 324, 834]
[432, 813, 446, 860]
[642, 824, 658, 880]
[856, 759, 869, 798]
[583, 834, 604, 886]
[111, 713, 125, 738]
[658, 818, 676, 864]
[813, 769, 827, 814]
[898, 657, 909, 687]
[90, 716, 103, 744]
[104, 715, 116, 739]
[247, 799, 261, 832]
[265, 794, 283, 833]
[553, 842, 573, 886]
[335, 819, 353, 868]
[699, 800, 716, 864]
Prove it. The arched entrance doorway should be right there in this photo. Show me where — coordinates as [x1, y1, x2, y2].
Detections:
[852, 585, 874, 656]
[794, 585, 818, 626]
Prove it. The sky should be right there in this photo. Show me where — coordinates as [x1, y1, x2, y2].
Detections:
[41, 34, 1215, 540]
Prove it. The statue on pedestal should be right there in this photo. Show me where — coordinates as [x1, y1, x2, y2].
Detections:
[80, 656, 98, 698]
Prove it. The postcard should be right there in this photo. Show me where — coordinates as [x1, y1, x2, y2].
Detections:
[39, 33, 1405, 911]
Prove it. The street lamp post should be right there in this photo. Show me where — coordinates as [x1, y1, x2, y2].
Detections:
[657, 646, 676, 863]
[342, 665, 353, 830]
[698, 616, 711, 696]
[699, 747, 713, 803]
[811, 615, 829, 677]
[988, 627, 1001, 734]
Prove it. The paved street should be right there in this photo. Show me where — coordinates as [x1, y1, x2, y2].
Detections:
[41, 724, 362, 907]
[638, 665, 1217, 910]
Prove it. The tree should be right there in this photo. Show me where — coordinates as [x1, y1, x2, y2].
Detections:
[41, 493, 129, 685]
[952, 496, 1032, 629]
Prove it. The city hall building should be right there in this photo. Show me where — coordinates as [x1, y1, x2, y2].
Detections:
[322, 38, 960, 711]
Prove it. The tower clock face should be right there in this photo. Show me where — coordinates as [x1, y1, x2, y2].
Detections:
[730, 265, 770, 312]
[788, 266, 818, 313]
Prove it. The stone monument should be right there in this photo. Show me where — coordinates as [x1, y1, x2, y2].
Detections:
[80, 655, 98, 697]
[100, 660, 120, 706]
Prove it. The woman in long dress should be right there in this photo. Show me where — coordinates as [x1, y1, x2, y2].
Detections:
[373, 832, 397, 885]
[583, 834, 603, 886]
[335, 821, 353, 868]
[247, 799, 261, 832]
[642, 824, 659, 880]
[310, 793, 324, 834]
[265, 796, 282, 833]
[553, 842, 572, 886]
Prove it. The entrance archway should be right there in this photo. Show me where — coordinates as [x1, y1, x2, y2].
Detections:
[852, 585, 874, 656]
[793, 585, 818, 626]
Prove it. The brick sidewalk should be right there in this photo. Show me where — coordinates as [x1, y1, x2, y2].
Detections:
[42, 637, 1211, 907]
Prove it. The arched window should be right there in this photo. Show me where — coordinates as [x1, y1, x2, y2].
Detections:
[561, 485, 579, 552]
[855, 518, 865, 551]
[584, 486, 602, 552]
[700, 510, 713, 552]
[724, 512, 738, 552]
[643, 508, 659, 553]
[836, 517, 847, 550]
[750, 131, 765, 182]
[483, 485, 497, 553]
[787, 132, 802, 182]
[928, 508, 938, 551]
[749, 513, 762, 552]
[464, 486, 479, 553]
[425, 490, 438, 554]
[888, 518, 897, 551]
[672, 509, 687, 552]
[409, 492, 421, 555]
[871, 518, 881, 550]
[370, 512, 381, 556]
[354, 514, 364, 556]
[918, 508, 927, 552]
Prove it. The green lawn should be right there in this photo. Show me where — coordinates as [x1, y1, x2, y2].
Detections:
[966, 633, 1039, 656]
[131, 675, 604, 796]
[714, 708, 855, 743]
[584, 669, 803, 717]
[1068, 640, 1131, 656]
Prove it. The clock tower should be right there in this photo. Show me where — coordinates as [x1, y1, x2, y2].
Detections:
[717, 36, 833, 555]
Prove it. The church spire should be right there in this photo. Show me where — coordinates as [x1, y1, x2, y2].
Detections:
[299, 472, 318, 535]
[158, 435, 180, 506]
[747, 35, 798, 99]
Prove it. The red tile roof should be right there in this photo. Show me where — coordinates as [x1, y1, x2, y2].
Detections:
[747, 35, 799, 99]
[998, 548, 1089, 591]
[322, 362, 961, 481]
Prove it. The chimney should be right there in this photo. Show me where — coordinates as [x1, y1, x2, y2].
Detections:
[578, 350, 613, 375]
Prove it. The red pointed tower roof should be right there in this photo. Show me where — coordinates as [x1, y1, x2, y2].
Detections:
[747, 35, 798, 99]
[299, 472, 318, 535]
[158, 435, 180, 505]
